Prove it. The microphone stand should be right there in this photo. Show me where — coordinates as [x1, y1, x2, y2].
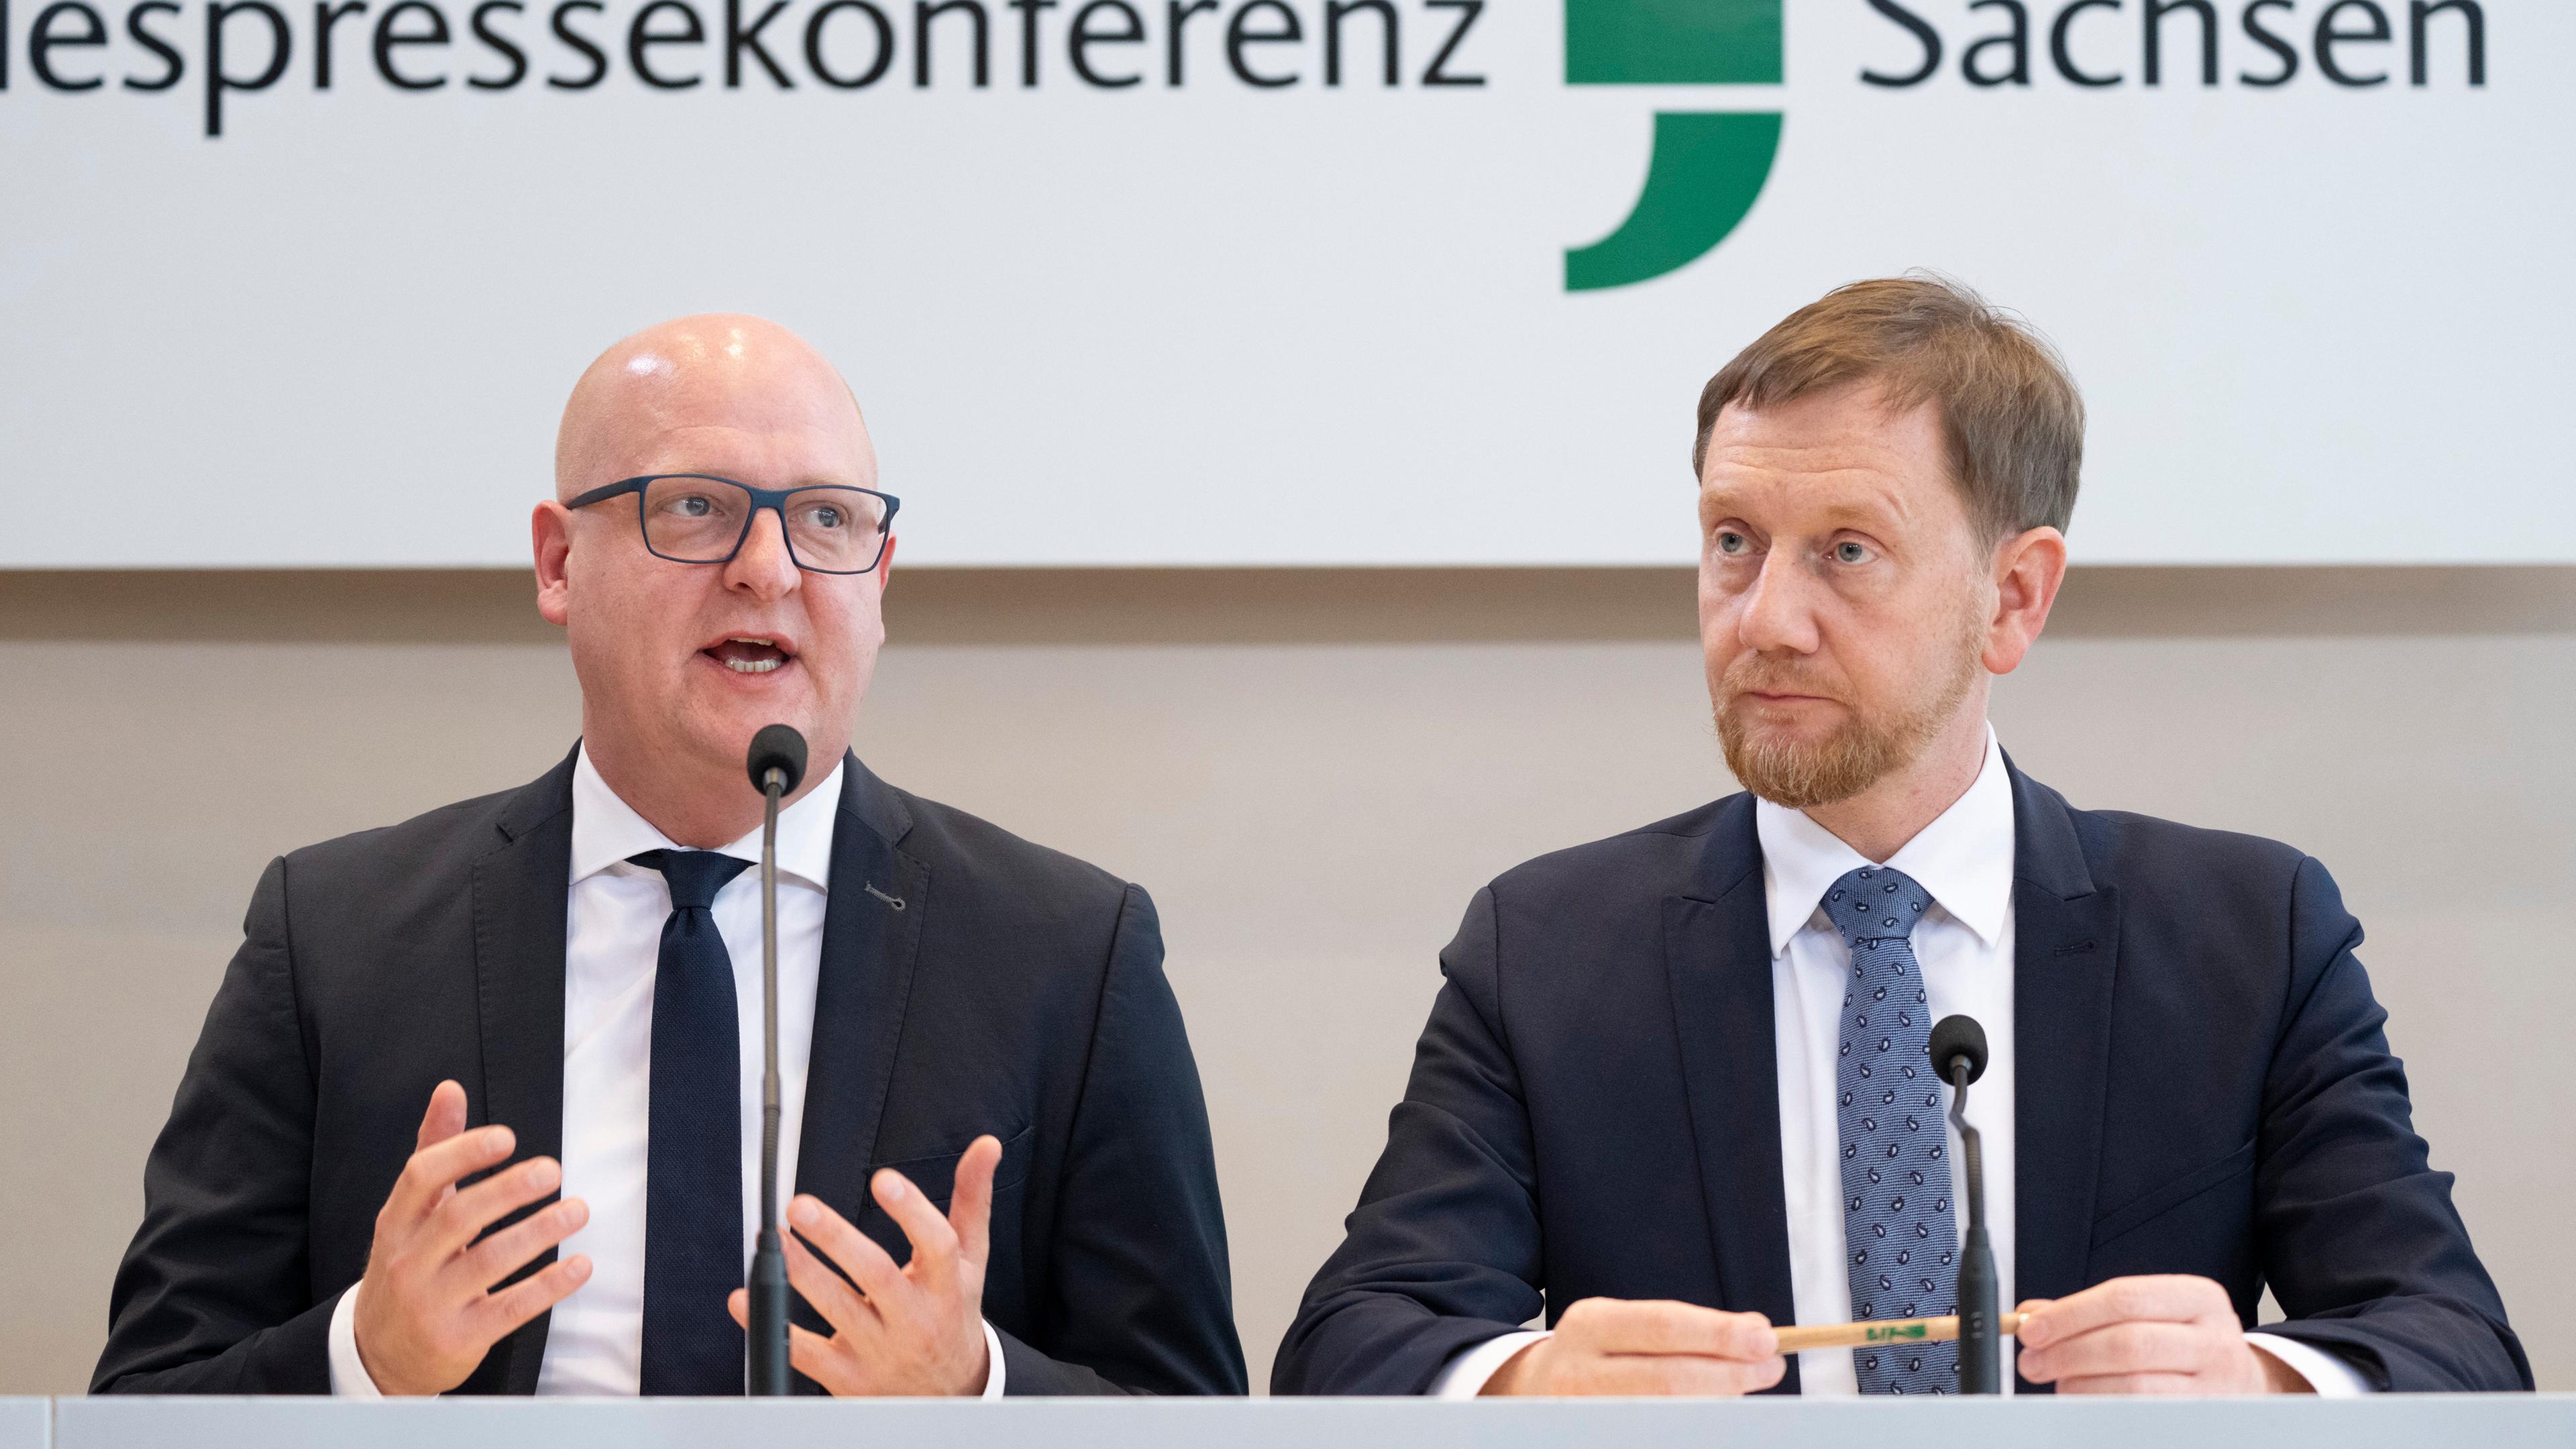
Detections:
[747, 767, 790, 1396]
[1946, 1061, 2000, 1394]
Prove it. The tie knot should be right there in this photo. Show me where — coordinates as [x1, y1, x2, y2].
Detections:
[630, 849, 753, 912]
[1824, 865, 1932, 947]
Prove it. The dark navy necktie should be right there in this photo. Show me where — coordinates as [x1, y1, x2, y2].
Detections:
[1827, 865, 1960, 1395]
[629, 849, 753, 1396]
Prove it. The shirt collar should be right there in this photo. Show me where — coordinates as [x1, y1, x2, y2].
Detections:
[570, 742, 842, 894]
[1754, 724, 2015, 958]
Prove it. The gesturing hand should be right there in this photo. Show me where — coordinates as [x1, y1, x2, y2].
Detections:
[1481, 1298, 1784, 1396]
[729, 1134, 1002, 1396]
[2016, 1275, 2310, 1395]
[352, 1081, 594, 1395]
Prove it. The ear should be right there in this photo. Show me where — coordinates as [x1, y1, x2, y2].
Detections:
[533, 501, 574, 628]
[878, 533, 897, 591]
[1982, 525, 2067, 676]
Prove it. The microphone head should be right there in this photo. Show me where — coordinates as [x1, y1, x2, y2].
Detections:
[1929, 1014, 1989, 1085]
[746, 724, 808, 796]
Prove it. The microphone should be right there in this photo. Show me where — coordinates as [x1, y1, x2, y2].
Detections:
[743, 724, 806, 1396]
[1929, 1014, 2000, 1395]
[748, 724, 808, 798]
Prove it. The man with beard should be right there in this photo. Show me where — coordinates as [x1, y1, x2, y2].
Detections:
[1271, 277, 2527, 1398]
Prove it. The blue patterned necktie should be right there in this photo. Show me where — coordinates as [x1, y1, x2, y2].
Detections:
[630, 848, 754, 1396]
[1827, 865, 1960, 1395]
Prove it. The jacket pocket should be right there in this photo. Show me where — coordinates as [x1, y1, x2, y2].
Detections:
[2089, 1139, 2255, 1249]
[867, 1123, 1036, 1208]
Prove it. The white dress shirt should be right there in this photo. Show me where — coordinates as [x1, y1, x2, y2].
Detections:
[329, 745, 1005, 1396]
[1434, 728, 2365, 1397]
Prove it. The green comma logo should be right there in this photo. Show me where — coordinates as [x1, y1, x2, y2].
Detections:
[1564, 0, 1784, 291]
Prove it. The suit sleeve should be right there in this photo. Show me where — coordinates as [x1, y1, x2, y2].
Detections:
[1000, 883, 1248, 1395]
[2249, 856, 2532, 1391]
[1271, 887, 1548, 1395]
[92, 857, 337, 1394]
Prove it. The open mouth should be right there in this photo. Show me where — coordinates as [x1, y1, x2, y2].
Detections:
[703, 637, 792, 675]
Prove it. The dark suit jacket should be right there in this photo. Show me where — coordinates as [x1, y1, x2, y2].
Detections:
[1275, 764, 2528, 1395]
[95, 747, 1247, 1396]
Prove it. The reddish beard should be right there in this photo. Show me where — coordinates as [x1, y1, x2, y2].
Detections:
[1713, 619, 1984, 810]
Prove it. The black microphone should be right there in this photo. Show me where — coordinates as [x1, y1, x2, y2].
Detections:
[1927, 1014, 1998, 1394]
[743, 724, 806, 1396]
[748, 724, 808, 798]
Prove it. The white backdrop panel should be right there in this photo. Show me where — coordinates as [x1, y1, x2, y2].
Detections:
[1, 0, 2568, 565]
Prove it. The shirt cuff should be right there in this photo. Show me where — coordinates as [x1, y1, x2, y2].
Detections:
[978, 1318, 1007, 1398]
[2245, 1332, 2375, 1396]
[327, 1283, 385, 1397]
[1428, 1330, 1550, 1398]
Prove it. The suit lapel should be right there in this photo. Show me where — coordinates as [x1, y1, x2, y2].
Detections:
[2007, 763, 2121, 1312]
[793, 753, 926, 1227]
[1662, 794, 1801, 1391]
[468, 747, 578, 1395]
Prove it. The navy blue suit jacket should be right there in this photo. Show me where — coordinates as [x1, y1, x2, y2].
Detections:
[96, 747, 1246, 1396]
[1275, 764, 2526, 1395]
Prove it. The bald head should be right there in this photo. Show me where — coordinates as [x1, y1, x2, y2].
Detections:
[554, 313, 876, 502]
[533, 312, 893, 849]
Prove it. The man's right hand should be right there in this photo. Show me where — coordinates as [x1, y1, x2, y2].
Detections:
[351, 1081, 594, 1395]
[1480, 1298, 1784, 1396]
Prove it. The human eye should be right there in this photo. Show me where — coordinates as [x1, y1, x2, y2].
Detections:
[788, 495, 859, 534]
[1712, 526, 1755, 557]
[655, 489, 722, 519]
[1831, 539, 1875, 566]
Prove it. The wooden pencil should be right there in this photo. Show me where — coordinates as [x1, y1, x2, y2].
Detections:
[1772, 1311, 2025, 1353]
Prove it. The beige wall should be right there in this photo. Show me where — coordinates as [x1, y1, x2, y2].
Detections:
[3, 567, 2568, 1395]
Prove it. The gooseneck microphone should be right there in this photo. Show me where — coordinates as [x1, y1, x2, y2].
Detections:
[744, 724, 807, 1397]
[1928, 1014, 1999, 1395]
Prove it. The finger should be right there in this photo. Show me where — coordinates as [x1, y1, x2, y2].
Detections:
[784, 1322, 860, 1396]
[455, 1196, 589, 1292]
[2018, 1275, 2226, 1348]
[1617, 1352, 1787, 1396]
[787, 1195, 914, 1320]
[415, 1081, 469, 1152]
[427, 1155, 564, 1260]
[383, 1123, 519, 1228]
[872, 1168, 962, 1293]
[2019, 1320, 2209, 1383]
[1580, 1352, 1785, 1397]
[948, 1136, 1002, 1269]
[1560, 1299, 1777, 1360]
[467, 1253, 592, 1340]
[784, 1232, 879, 1340]
[729, 1289, 749, 1330]
[2053, 1371, 2201, 1396]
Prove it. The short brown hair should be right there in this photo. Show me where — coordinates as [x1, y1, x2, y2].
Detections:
[1694, 275, 2084, 543]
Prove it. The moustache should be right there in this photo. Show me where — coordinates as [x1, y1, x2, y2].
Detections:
[1719, 661, 1848, 708]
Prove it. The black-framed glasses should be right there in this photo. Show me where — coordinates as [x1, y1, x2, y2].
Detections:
[567, 474, 901, 576]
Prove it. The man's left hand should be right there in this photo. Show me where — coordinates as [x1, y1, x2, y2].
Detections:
[728, 1134, 1004, 1396]
[2015, 1275, 2312, 1395]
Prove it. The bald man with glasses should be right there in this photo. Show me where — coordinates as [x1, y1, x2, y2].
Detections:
[94, 316, 1246, 1399]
